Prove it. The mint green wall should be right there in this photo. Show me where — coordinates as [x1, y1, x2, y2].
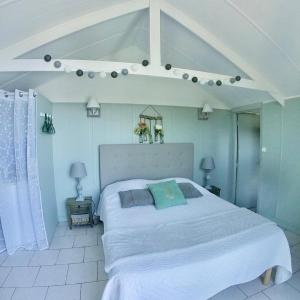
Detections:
[47, 99, 300, 232]
[52, 103, 234, 222]
[37, 95, 58, 242]
[259, 98, 300, 233]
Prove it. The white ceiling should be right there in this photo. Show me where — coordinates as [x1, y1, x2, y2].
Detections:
[166, 0, 300, 98]
[0, 0, 129, 49]
[160, 13, 249, 79]
[19, 10, 148, 61]
[0, 0, 299, 108]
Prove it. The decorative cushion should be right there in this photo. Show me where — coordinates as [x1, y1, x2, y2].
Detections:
[119, 189, 154, 208]
[148, 180, 187, 209]
[178, 183, 203, 198]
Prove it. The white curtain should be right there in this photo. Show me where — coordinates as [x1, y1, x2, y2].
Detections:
[0, 89, 48, 255]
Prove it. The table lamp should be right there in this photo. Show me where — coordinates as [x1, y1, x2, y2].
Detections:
[70, 162, 87, 201]
[201, 157, 215, 188]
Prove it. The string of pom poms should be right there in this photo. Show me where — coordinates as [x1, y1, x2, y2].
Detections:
[43, 54, 242, 86]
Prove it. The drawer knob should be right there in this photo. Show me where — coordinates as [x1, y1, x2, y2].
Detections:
[77, 205, 81, 208]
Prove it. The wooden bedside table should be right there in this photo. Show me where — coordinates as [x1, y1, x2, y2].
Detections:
[206, 185, 221, 197]
[66, 196, 94, 229]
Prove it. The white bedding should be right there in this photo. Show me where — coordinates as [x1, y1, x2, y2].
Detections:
[98, 178, 292, 300]
[98, 178, 236, 231]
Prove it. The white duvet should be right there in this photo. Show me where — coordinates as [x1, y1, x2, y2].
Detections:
[98, 178, 292, 300]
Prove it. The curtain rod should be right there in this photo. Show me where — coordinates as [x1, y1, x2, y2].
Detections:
[2, 92, 29, 95]
[0, 90, 37, 98]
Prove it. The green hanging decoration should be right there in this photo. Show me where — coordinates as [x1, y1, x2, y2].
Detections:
[134, 105, 164, 144]
[42, 114, 48, 133]
[41, 113, 56, 135]
[48, 116, 55, 134]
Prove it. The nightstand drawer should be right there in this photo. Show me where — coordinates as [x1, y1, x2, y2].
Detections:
[69, 205, 89, 214]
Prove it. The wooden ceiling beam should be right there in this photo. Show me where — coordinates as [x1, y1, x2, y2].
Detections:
[0, 59, 266, 91]
[149, 0, 161, 67]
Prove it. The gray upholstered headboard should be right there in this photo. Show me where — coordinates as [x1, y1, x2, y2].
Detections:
[99, 143, 194, 190]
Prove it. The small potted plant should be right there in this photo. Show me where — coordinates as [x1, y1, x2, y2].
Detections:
[154, 124, 164, 144]
[134, 122, 150, 143]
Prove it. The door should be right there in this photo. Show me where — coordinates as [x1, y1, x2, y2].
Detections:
[235, 113, 260, 210]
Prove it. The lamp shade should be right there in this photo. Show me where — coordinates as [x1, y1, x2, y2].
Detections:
[202, 103, 213, 113]
[201, 157, 215, 170]
[86, 98, 100, 109]
[70, 162, 87, 178]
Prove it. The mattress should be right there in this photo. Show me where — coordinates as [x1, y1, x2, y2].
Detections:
[98, 178, 292, 300]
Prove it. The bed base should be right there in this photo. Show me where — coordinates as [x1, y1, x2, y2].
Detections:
[262, 268, 272, 285]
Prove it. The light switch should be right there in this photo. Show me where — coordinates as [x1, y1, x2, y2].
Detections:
[261, 147, 267, 153]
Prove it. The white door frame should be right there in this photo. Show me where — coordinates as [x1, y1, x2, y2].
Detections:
[231, 103, 262, 208]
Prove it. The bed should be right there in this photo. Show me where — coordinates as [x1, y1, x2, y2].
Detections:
[97, 143, 292, 300]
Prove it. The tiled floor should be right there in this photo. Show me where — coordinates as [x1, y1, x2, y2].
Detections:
[0, 222, 106, 300]
[0, 223, 299, 300]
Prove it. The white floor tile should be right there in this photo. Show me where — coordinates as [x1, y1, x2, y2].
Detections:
[292, 255, 300, 274]
[238, 277, 273, 296]
[0, 288, 15, 300]
[288, 271, 300, 292]
[3, 267, 39, 287]
[53, 227, 67, 238]
[56, 248, 84, 264]
[45, 284, 80, 300]
[0, 252, 8, 265]
[84, 246, 104, 262]
[35, 265, 68, 286]
[57, 222, 68, 228]
[29, 250, 59, 266]
[0, 267, 11, 286]
[87, 225, 101, 235]
[264, 282, 300, 300]
[12, 287, 47, 300]
[97, 261, 108, 281]
[2, 251, 33, 267]
[81, 281, 107, 300]
[67, 262, 97, 284]
[285, 231, 300, 247]
[50, 236, 74, 249]
[73, 234, 97, 248]
[65, 226, 87, 237]
[210, 286, 247, 300]
[247, 293, 270, 300]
